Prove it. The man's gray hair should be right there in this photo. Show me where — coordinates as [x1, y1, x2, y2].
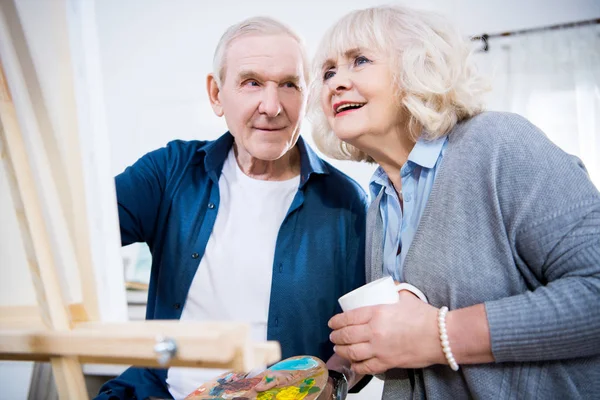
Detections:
[212, 16, 310, 87]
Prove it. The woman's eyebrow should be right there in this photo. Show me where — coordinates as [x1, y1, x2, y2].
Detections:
[343, 48, 362, 58]
[321, 47, 364, 71]
[321, 58, 336, 72]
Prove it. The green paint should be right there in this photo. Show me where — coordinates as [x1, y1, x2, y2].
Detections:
[308, 386, 321, 394]
[265, 376, 275, 383]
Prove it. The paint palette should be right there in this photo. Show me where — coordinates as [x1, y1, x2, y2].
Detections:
[185, 355, 328, 400]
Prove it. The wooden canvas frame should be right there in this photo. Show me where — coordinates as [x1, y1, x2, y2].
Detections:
[0, 1, 280, 398]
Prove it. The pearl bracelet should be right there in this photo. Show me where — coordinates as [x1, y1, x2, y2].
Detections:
[438, 306, 459, 371]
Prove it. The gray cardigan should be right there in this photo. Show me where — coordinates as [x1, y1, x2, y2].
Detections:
[365, 112, 600, 399]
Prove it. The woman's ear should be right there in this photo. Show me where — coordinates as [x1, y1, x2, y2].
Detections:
[206, 74, 224, 117]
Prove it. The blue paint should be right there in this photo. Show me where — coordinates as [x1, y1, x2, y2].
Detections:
[269, 357, 319, 371]
[211, 373, 234, 395]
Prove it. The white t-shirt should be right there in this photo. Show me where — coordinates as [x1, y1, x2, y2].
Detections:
[166, 148, 299, 399]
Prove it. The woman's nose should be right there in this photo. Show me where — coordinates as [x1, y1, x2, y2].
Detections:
[328, 68, 352, 93]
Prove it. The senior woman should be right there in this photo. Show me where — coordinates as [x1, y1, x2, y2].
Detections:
[310, 5, 600, 399]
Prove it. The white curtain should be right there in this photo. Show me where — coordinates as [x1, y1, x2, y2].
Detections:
[474, 24, 600, 188]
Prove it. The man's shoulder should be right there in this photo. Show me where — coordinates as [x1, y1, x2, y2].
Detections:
[312, 159, 368, 209]
[123, 138, 217, 185]
[321, 160, 365, 192]
[159, 138, 211, 158]
[143, 138, 214, 170]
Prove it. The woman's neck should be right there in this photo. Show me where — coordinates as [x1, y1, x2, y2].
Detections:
[354, 127, 416, 192]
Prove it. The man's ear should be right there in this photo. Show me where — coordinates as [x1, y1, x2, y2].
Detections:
[206, 74, 224, 117]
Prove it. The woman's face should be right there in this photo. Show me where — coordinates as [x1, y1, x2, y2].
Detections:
[320, 48, 405, 146]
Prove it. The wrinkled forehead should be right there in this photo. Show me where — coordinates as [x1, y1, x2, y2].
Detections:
[226, 34, 308, 83]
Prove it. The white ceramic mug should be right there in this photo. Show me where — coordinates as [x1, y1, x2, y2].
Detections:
[338, 276, 428, 312]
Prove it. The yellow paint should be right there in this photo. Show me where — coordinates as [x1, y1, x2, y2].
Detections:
[256, 379, 316, 400]
[275, 386, 307, 400]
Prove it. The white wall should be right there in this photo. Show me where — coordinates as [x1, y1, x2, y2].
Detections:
[95, 0, 600, 189]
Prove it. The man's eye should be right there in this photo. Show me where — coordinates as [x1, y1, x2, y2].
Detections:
[244, 80, 260, 87]
[323, 70, 335, 81]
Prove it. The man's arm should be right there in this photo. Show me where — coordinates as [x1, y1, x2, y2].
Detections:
[94, 367, 171, 400]
[115, 146, 170, 246]
[96, 146, 173, 399]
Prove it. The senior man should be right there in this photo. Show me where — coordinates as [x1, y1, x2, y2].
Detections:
[95, 16, 367, 400]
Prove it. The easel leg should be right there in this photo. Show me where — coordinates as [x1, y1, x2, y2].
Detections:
[51, 357, 88, 399]
[0, 55, 88, 400]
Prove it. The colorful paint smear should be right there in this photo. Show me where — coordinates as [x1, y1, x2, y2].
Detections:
[256, 375, 323, 400]
[185, 356, 326, 399]
[269, 357, 319, 372]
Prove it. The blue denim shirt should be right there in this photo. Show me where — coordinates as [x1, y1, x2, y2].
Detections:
[96, 133, 367, 400]
[370, 136, 448, 281]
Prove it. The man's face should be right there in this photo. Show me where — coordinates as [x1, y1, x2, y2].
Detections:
[208, 34, 307, 162]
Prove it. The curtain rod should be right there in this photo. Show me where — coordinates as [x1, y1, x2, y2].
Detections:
[472, 18, 600, 52]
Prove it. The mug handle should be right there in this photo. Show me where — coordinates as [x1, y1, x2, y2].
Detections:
[395, 282, 428, 304]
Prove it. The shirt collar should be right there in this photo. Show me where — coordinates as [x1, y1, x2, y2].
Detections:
[296, 135, 330, 188]
[406, 135, 447, 169]
[196, 132, 329, 187]
[368, 135, 447, 197]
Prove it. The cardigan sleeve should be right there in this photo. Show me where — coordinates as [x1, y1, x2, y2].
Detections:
[481, 114, 600, 362]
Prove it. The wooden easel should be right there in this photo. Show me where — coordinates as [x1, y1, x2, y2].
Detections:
[0, 1, 280, 398]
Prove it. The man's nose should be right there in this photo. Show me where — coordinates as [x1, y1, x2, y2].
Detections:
[258, 85, 282, 117]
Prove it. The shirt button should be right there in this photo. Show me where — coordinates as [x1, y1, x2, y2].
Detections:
[278, 262, 283, 272]
[208, 203, 215, 209]
[173, 303, 181, 310]
[404, 194, 412, 202]
[191, 252, 199, 259]
[274, 317, 279, 326]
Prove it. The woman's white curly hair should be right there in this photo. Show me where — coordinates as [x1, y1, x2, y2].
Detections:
[309, 5, 489, 162]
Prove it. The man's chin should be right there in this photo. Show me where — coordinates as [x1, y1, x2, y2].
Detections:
[248, 148, 290, 162]
[248, 141, 298, 162]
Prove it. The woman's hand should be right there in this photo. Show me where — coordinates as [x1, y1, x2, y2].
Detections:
[328, 291, 443, 375]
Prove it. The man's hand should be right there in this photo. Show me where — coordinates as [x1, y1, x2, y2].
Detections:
[328, 291, 442, 375]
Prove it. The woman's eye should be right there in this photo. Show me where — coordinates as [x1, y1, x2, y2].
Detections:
[323, 70, 336, 81]
[354, 56, 371, 66]
[283, 82, 298, 89]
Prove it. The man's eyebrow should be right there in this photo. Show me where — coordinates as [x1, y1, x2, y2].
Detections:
[237, 70, 301, 84]
[237, 70, 261, 82]
[280, 75, 301, 84]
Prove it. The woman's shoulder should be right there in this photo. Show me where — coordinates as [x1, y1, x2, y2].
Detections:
[447, 111, 565, 164]
[445, 111, 591, 190]
[453, 111, 545, 147]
